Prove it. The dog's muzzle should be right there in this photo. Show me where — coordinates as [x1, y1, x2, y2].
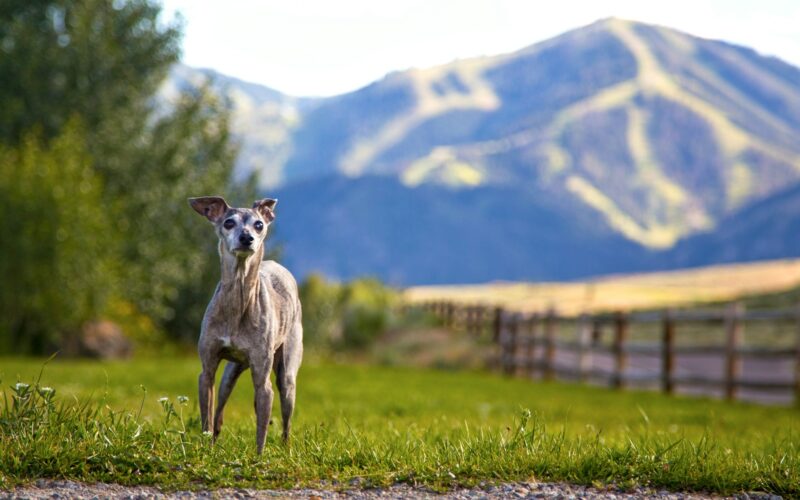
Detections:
[239, 233, 255, 246]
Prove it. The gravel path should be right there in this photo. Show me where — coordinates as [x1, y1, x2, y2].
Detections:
[1, 480, 783, 499]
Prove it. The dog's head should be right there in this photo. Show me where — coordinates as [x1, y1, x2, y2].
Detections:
[188, 196, 277, 257]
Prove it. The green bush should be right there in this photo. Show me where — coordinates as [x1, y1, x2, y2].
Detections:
[298, 274, 343, 346]
[299, 274, 398, 350]
[340, 278, 396, 348]
[0, 123, 120, 353]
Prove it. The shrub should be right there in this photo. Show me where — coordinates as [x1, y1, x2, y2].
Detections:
[299, 274, 398, 350]
[0, 124, 120, 353]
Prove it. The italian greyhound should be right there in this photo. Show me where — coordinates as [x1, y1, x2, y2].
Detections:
[189, 196, 303, 454]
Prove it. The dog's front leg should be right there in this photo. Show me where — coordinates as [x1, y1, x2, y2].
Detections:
[251, 358, 274, 454]
[198, 353, 221, 436]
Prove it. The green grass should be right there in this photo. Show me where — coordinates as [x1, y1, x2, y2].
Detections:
[1, 357, 798, 494]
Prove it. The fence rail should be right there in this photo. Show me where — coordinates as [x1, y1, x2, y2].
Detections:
[415, 300, 800, 404]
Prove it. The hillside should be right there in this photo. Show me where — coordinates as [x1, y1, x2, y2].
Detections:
[668, 182, 800, 267]
[279, 18, 800, 249]
[163, 64, 317, 187]
[168, 19, 800, 284]
[272, 175, 649, 284]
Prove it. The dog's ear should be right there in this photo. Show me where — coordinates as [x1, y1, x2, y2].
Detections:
[252, 198, 277, 222]
[188, 196, 230, 223]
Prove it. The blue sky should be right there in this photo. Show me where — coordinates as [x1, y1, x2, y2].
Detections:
[160, 0, 800, 97]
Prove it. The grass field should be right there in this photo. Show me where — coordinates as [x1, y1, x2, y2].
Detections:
[1, 357, 799, 494]
[405, 259, 800, 314]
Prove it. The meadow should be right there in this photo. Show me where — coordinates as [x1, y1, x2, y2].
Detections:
[1, 356, 798, 495]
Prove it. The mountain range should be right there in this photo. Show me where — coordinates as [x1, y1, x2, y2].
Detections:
[166, 18, 800, 285]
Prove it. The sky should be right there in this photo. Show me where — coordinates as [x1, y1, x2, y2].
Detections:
[159, 0, 800, 97]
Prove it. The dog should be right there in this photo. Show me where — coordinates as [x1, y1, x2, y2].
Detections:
[189, 196, 303, 454]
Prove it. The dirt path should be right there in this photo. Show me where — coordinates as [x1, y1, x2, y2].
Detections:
[2, 479, 782, 499]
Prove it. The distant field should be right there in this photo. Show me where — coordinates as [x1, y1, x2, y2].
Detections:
[405, 259, 800, 315]
[1, 357, 799, 494]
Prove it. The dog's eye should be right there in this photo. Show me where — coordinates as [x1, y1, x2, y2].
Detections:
[223, 219, 236, 230]
[254, 220, 264, 232]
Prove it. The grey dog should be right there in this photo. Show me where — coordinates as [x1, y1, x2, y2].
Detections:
[189, 196, 303, 454]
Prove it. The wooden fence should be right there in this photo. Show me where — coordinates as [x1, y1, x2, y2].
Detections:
[415, 301, 800, 405]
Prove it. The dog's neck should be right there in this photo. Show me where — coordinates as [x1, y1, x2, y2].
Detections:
[219, 242, 264, 319]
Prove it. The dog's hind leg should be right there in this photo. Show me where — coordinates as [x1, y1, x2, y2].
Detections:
[214, 361, 246, 439]
[275, 322, 303, 443]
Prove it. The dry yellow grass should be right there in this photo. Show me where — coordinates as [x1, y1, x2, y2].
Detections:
[404, 259, 800, 315]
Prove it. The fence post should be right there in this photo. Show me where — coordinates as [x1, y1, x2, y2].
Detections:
[661, 309, 675, 395]
[446, 302, 456, 330]
[794, 302, 800, 405]
[496, 309, 508, 373]
[475, 306, 485, 338]
[613, 312, 629, 389]
[493, 306, 504, 343]
[577, 313, 591, 382]
[508, 313, 521, 376]
[591, 318, 602, 344]
[543, 308, 557, 381]
[527, 314, 539, 378]
[724, 302, 743, 401]
[466, 306, 475, 336]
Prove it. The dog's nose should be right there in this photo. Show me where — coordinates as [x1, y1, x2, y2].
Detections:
[239, 233, 254, 246]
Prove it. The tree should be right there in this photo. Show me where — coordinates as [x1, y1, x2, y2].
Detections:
[0, 122, 118, 353]
[0, 0, 180, 147]
[0, 0, 244, 350]
[124, 87, 247, 341]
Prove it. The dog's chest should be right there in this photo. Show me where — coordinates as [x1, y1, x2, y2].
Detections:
[218, 335, 251, 364]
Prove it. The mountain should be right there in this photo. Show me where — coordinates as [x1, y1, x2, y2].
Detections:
[280, 18, 800, 250]
[668, 182, 800, 267]
[272, 175, 649, 285]
[166, 19, 800, 284]
[163, 64, 318, 187]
